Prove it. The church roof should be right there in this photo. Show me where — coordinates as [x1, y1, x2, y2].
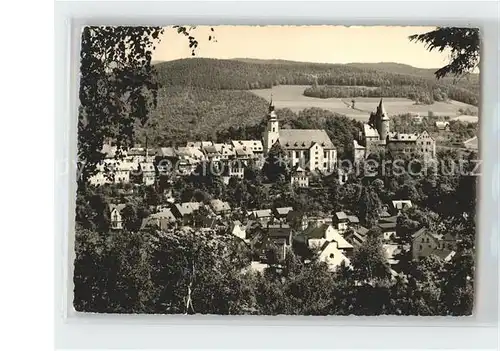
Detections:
[278, 129, 335, 150]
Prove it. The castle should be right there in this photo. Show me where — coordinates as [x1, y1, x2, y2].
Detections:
[262, 100, 337, 173]
[354, 99, 436, 162]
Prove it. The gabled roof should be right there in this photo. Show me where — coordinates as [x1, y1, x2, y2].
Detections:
[435, 121, 450, 128]
[335, 211, 348, 221]
[331, 230, 354, 249]
[378, 222, 397, 230]
[353, 139, 366, 149]
[231, 140, 263, 151]
[210, 199, 231, 213]
[275, 207, 294, 216]
[234, 147, 254, 157]
[350, 232, 366, 246]
[214, 143, 236, 156]
[231, 220, 245, 232]
[416, 131, 432, 139]
[412, 227, 433, 239]
[392, 200, 412, 210]
[379, 210, 391, 218]
[318, 241, 351, 269]
[149, 209, 176, 222]
[278, 129, 335, 150]
[347, 215, 359, 224]
[158, 147, 176, 157]
[109, 203, 126, 213]
[203, 145, 219, 154]
[430, 248, 456, 261]
[379, 215, 398, 223]
[174, 202, 201, 216]
[251, 209, 272, 218]
[355, 226, 369, 236]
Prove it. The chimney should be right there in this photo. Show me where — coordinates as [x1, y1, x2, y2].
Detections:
[145, 134, 149, 161]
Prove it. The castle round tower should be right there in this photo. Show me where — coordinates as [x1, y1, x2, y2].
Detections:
[377, 98, 390, 145]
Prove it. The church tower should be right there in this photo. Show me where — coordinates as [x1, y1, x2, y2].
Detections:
[263, 97, 279, 154]
[377, 98, 390, 145]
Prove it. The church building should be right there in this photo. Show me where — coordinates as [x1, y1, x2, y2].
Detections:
[354, 99, 436, 162]
[262, 100, 337, 172]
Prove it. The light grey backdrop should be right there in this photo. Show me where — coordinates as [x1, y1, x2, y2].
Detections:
[54, 1, 499, 349]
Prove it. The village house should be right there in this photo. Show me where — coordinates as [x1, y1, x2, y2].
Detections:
[138, 162, 156, 186]
[233, 147, 255, 166]
[344, 225, 369, 247]
[306, 216, 333, 227]
[317, 241, 352, 272]
[155, 146, 205, 176]
[214, 143, 236, 160]
[231, 140, 264, 156]
[346, 215, 360, 227]
[171, 202, 202, 224]
[290, 166, 309, 188]
[89, 158, 136, 186]
[411, 227, 457, 261]
[209, 199, 231, 216]
[230, 220, 247, 241]
[141, 209, 177, 230]
[203, 144, 222, 162]
[272, 207, 294, 220]
[126, 146, 156, 163]
[391, 200, 413, 215]
[435, 121, 450, 131]
[377, 215, 398, 242]
[109, 204, 126, 230]
[298, 223, 354, 258]
[264, 223, 293, 261]
[249, 209, 273, 222]
[333, 211, 349, 233]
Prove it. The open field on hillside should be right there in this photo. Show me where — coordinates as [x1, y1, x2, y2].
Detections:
[250, 85, 479, 121]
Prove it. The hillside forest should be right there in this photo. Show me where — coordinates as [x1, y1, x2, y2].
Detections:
[136, 58, 479, 146]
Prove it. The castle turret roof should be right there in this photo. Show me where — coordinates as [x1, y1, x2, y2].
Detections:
[378, 98, 389, 120]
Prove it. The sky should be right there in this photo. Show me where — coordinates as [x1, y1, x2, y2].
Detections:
[152, 26, 451, 68]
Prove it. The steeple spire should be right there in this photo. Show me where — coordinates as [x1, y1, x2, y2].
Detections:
[268, 92, 275, 112]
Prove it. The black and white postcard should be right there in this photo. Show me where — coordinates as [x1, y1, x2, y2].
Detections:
[73, 26, 479, 315]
